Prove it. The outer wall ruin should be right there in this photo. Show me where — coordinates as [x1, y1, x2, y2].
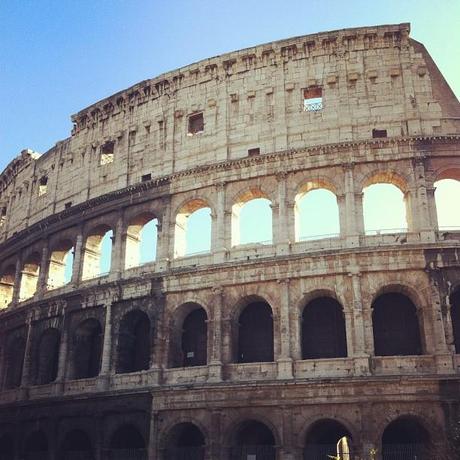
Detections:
[0, 23, 460, 459]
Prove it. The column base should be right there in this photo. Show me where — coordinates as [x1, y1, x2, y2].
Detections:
[345, 235, 360, 248]
[213, 250, 227, 264]
[419, 230, 436, 243]
[276, 242, 291, 256]
[353, 355, 371, 376]
[18, 386, 29, 400]
[97, 374, 110, 391]
[54, 380, 65, 396]
[277, 358, 293, 380]
[434, 353, 455, 374]
[208, 362, 223, 382]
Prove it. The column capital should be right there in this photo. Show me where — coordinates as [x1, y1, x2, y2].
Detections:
[276, 171, 289, 182]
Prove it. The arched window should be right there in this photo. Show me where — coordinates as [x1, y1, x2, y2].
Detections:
[363, 183, 407, 234]
[0, 265, 15, 308]
[0, 433, 14, 460]
[19, 252, 41, 301]
[4, 335, 25, 389]
[125, 214, 158, 269]
[116, 310, 151, 374]
[295, 187, 340, 241]
[435, 178, 460, 230]
[174, 200, 211, 258]
[61, 429, 94, 460]
[304, 419, 352, 460]
[382, 417, 430, 459]
[237, 300, 274, 363]
[82, 226, 113, 280]
[36, 328, 60, 385]
[109, 424, 146, 460]
[24, 430, 48, 460]
[47, 240, 74, 289]
[231, 420, 276, 460]
[72, 318, 103, 379]
[165, 422, 205, 460]
[450, 288, 460, 353]
[170, 304, 208, 368]
[302, 297, 347, 359]
[232, 191, 272, 246]
[372, 293, 422, 356]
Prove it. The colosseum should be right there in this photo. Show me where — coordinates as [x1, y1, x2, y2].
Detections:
[0, 22, 459, 460]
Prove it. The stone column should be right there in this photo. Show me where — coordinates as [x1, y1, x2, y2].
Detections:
[275, 172, 291, 255]
[156, 198, 172, 271]
[20, 311, 33, 393]
[11, 257, 22, 305]
[71, 228, 84, 285]
[277, 279, 293, 379]
[37, 241, 50, 297]
[279, 406, 295, 460]
[349, 270, 370, 375]
[148, 409, 159, 460]
[427, 185, 439, 231]
[209, 410, 222, 460]
[213, 182, 227, 263]
[343, 163, 362, 245]
[98, 302, 112, 390]
[337, 194, 347, 238]
[111, 213, 125, 278]
[208, 287, 223, 382]
[55, 307, 69, 393]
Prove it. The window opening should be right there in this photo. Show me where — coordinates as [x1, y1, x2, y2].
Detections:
[61, 430, 93, 459]
[181, 308, 207, 367]
[232, 420, 275, 460]
[73, 318, 103, 379]
[36, 328, 60, 385]
[165, 423, 205, 460]
[450, 289, 460, 353]
[125, 216, 158, 269]
[100, 141, 115, 165]
[0, 266, 15, 308]
[141, 173, 151, 182]
[248, 147, 260, 156]
[19, 253, 41, 301]
[109, 425, 146, 457]
[372, 128, 387, 138]
[82, 227, 113, 279]
[4, 336, 25, 389]
[65, 201, 72, 209]
[434, 179, 460, 230]
[188, 112, 204, 136]
[38, 176, 48, 196]
[303, 87, 323, 111]
[48, 242, 74, 289]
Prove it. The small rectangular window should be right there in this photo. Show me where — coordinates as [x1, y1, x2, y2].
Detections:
[303, 87, 323, 112]
[188, 112, 204, 136]
[372, 129, 387, 138]
[141, 173, 151, 182]
[100, 141, 115, 165]
[248, 148, 260, 156]
[38, 176, 48, 196]
[65, 202, 72, 209]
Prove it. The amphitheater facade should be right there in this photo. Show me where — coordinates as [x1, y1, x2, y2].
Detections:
[0, 22, 460, 460]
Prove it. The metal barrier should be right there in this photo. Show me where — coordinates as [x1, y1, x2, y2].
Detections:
[164, 446, 205, 459]
[304, 444, 351, 459]
[105, 449, 147, 460]
[230, 445, 276, 460]
[382, 443, 428, 460]
[64, 451, 95, 460]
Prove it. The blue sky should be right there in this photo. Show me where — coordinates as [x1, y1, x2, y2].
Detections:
[1, 0, 459, 172]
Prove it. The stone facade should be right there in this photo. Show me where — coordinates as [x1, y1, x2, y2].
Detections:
[0, 23, 459, 460]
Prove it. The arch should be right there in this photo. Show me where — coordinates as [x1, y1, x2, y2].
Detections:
[82, 225, 113, 280]
[109, 424, 146, 460]
[237, 300, 274, 363]
[230, 419, 276, 460]
[304, 419, 353, 459]
[72, 318, 103, 379]
[232, 189, 272, 246]
[295, 185, 340, 241]
[434, 178, 460, 230]
[24, 430, 48, 460]
[363, 180, 408, 235]
[116, 309, 151, 374]
[61, 429, 94, 460]
[4, 335, 26, 389]
[0, 433, 14, 460]
[125, 213, 158, 269]
[47, 239, 74, 289]
[0, 264, 15, 308]
[372, 292, 422, 356]
[36, 328, 60, 385]
[164, 422, 205, 460]
[19, 252, 41, 301]
[381, 416, 431, 459]
[301, 297, 347, 359]
[450, 288, 460, 353]
[170, 303, 208, 368]
[174, 199, 212, 258]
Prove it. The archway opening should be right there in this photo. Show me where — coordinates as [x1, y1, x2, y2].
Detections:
[304, 419, 352, 460]
[363, 183, 407, 234]
[302, 297, 347, 359]
[450, 288, 460, 353]
[232, 193, 272, 246]
[116, 310, 151, 374]
[4, 335, 26, 389]
[36, 328, 60, 385]
[125, 214, 158, 269]
[295, 188, 340, 241]
[19, 252, 41, 301]
[434, 178, 460, 230]
[72, 318, 103, 380]
[237, 301, 274, 363]
[82, 226, 113, 280]
[109, 424, 146, 460]
[231, 420, 276, 460]
[0, 433, 14, 460]
[372, 293, 422, 356]
[174, 200, 211, 257]
[24, 430, 48, 460]
[0, 265, 15, 308]
[382, 417, 430, 460]
[165, 422, 205, 460]
[47, 240, 74, 289]
[61, 429, 94, 460]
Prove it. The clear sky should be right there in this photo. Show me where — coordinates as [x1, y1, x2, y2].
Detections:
[1, 0, 459, 173]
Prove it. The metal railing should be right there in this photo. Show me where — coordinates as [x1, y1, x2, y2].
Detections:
[365, 228, 407, 236]
[304, 100, 323, 112]
[164, 446, 205, 460]
[304, 444, 351, 459]
[299, 233, 340, 241]
[104, 449, 147, 460]
[64, 451, 95, 460]
[382, 443, 428, 460]
[230, 445, 276, 459]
